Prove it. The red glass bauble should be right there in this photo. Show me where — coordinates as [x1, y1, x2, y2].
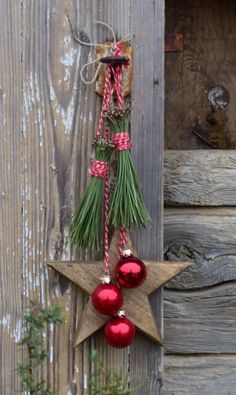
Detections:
[104, 316, 136, 348]
[115, 255, 147, 288]
[91, 283, 123, 315]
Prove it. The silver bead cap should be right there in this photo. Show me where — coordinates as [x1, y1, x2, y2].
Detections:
[122, 248, 132, 257]
[100, 274, 111, 284]
[117, 309, 126, 318]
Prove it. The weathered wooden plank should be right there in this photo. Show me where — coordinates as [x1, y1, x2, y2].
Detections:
[164, 207, 236, 354]
[163, 355, 236, 395]
[0, 2, 22, 394]
[22, 0, 88, 393]
[164, 150, 236, 207]
[164, 282, 236, 354]
[129, 0, 164, 393]
[164, 207, 236, 290]
[0, 0, 164, 393]
[165, 0, 236, 149]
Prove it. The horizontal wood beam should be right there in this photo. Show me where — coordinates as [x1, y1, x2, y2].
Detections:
[164, 207, 236, 353]
[164, 150, 236, 206]
[164, 207, 236, 289]
[164, 282, 236, 354]
[163, 355, 236, 395]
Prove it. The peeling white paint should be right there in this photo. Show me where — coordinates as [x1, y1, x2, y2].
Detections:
[12, 319, 22, 342]
[0, 314, 11, 330]
[49, 85, 75, 134]
[61, 45, 77, 67]
[22, 72, 45, 146]
[84, 374, 88, 389]
[61, 97, 74, 134]
[61, 228, 71, 260]
[49, 346, 54, 363]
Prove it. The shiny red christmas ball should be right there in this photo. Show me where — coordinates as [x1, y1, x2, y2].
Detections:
[104, 316, 136, 348]
[115, 255, 147, 288]
[91, 283, 123, 315]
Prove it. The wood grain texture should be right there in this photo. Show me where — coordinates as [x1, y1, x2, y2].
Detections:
[21, 1, 85, 393]
[164, 150, 236, 206]
[19, 0, 164, 394]
[129, 0, 164, 393]
[1, 0, 164, 392]
[0, 2, 22, 394]
[165, 0, 236, 149]
[164, 282, 236, 354]
[164, 208, 236, 290]
[163, 355, 236, 395]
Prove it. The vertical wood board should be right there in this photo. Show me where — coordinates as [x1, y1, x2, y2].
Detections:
[129, 0, 164, 393]
[0, 2, 22, 394]
[0, 1, 164, 394]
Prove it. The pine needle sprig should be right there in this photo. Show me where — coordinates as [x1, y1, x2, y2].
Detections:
[89, 350, 136, 395]
[69, 137, 114, 252]
[103, 108, 151, 229]
[17, 302, 64, 395]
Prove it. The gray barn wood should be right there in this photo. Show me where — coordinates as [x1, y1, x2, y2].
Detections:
[164, 208, 236, 289]
[0, 1, 22, 392]
[164, 150, 236, 206]
[163, 355, 236, 395]
[164, 282, 236, 354]
[164, 152, 236, 394]
[0, 0, 164, 394]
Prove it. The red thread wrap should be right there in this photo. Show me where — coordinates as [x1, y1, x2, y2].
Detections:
[113, 132, 132, 151]
[90, 160, 108, 179]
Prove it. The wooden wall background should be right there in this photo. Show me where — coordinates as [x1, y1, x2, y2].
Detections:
[163, 151, 236, 395]
[0, 1, 164, 394]
[165, 0, 236, 150]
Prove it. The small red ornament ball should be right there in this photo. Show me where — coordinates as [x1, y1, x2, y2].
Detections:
[115, 255, 147, 288]
[91, 283, 123, 315]
[104, 316, 136, 348]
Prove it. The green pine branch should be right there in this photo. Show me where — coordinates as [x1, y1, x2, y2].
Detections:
[69, 137, 114, 252]
[103, 108, 151, 229]
[17, 302, 64, 395]
[89, 351, 136, 395]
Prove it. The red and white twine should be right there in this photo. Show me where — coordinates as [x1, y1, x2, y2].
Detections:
[113, 132, 132, 151]
[90, 160, 108, 179]
[92, 42, 131, 271]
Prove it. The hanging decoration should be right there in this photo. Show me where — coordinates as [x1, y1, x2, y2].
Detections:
[48, 230, 190, 347]
[48, 19, 190, 349]
[69, 137, 113, 252]
[104, 310, 136, 348]
[69, 20, 150, 256]
[91, 274, 123, 316]
[104, 107, 151, 229]
[115, 248, 147, 289]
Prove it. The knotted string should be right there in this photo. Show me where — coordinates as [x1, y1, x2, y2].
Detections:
[67, 16, 134, 84]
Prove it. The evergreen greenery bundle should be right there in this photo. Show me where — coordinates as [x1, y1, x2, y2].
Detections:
[17, 302, 64, 395]
[104, 108, 151, 229]
[69, 137, 114, 252]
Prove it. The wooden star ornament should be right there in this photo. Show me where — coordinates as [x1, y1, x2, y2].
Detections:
[48, 231, 190, 347]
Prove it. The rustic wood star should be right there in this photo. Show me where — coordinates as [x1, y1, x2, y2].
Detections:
[48, 231, 190, 347]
